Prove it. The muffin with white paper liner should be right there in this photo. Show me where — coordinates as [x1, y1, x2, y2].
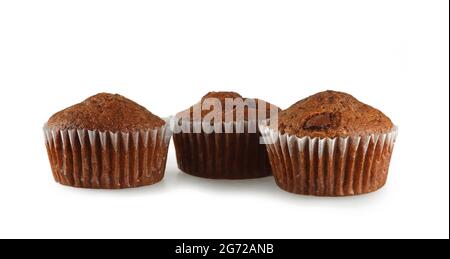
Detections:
[260, 90, 397, 196]
[173, 92, 280, 179]
[44, 93, 172, 189]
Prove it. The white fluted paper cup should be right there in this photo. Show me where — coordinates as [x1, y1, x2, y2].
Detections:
[44, 119, 172, 189]
[259, 122, 398, 196]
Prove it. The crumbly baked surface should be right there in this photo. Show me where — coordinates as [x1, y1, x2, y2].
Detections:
[277, 90, 394, 138]
[47, 93, 165, 132]
[179, 91, 279, 122]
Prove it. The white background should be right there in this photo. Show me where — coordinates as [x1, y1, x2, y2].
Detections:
[0, 0, 448, 239]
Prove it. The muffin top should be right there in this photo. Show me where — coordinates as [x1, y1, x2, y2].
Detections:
[47, 93, 165, 132]
[178, 91, 279, 122]
[277, 90, 394, 138]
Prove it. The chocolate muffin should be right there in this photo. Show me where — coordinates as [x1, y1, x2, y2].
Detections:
[173, 92, 280, 179]
[44, 93, 172, 189]
[260, 90, 397, 196]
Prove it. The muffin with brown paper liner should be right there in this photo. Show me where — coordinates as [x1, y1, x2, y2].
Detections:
[44, 93, 172, 189]
[260, 90, 398, 196]
[173, 92, 280, 179]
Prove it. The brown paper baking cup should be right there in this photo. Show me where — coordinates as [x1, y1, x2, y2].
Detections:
[173, 120, 272, 179]
[44, 122, 172, 189]
[260, 124, 398, 196]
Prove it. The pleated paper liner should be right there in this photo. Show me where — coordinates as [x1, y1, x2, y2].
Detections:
[44, 121, 172, 189]
[259, 124, 398, 196]
[173, 120, 272, 179]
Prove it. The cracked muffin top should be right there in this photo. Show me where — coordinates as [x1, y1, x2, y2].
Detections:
[276, 90, 394, 138]
[47, 93, 165, 132]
